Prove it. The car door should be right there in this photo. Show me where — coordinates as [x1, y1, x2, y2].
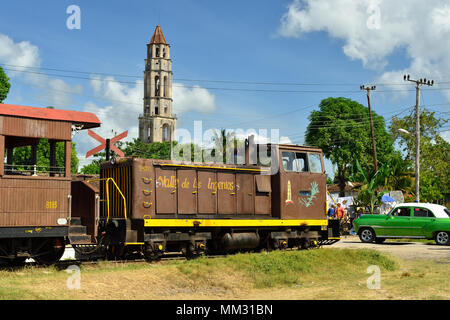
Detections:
[380, 207, 412, 237]
[407, 207, 436, 237]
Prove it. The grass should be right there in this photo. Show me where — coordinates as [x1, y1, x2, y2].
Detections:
[176, 248, 398, 288]
[0, 248, 448, 300]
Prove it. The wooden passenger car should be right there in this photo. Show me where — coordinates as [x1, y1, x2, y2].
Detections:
[0, 104, 100, 264]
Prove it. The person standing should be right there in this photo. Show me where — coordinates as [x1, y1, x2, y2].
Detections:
[327, 205, 336, 219]
[337, 203, 345, 220]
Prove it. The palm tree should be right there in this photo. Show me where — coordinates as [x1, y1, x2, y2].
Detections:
[212, 129, 236, 164]
[351, 159, 391, 214]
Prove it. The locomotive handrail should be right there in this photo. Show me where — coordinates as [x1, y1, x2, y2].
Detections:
[85, 177, 127, 222]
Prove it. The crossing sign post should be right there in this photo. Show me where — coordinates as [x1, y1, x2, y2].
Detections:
[86, 130, 128, 161]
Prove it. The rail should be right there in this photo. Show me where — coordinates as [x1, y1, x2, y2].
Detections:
[85, 177, 127, 222]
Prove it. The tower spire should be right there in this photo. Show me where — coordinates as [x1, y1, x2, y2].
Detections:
[150, 25, 167, 45]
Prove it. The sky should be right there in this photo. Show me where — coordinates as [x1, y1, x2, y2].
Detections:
[1, 0, 449, 177]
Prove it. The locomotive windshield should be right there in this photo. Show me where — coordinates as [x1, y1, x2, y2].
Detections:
[282, 151, 322, 173]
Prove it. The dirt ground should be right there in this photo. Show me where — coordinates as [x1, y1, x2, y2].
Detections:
[330, 235, 450, 261]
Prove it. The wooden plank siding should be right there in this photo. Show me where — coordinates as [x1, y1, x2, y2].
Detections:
[0, 116, 72, 141]
[0, 177, 70, 226]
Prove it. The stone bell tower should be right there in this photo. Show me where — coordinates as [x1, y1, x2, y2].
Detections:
[139, 25, 177, 143]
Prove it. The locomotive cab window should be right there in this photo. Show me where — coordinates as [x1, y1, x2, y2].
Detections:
[308, 153, 323, 173]
[281, 151, 309, 172]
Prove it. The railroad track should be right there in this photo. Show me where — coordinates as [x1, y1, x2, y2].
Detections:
[1, 242, 331, 270]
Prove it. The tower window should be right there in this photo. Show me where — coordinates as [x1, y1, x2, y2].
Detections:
[162, 124, 170, 142]
[155, 105, 159, 115]
[155, 76, 160, 96]
[164, 76, 168, 97]
[163, 48, 166, 58]
[156, 47, 160, 57]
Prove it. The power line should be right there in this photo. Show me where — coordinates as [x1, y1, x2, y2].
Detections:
[4, 64, 450, 94]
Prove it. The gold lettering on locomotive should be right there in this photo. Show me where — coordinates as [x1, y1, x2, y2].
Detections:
[192, 178, 202, 189]
[207, 178, 234, 191]
[46, 201, 58, 209]
[157, 175, 179, 188]
[181, 178, 190, 189]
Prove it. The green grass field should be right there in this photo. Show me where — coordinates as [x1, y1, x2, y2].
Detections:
[0, 248, 448, 300]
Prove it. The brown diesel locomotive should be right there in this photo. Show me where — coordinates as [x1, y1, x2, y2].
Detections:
[0, 104, 339, 265]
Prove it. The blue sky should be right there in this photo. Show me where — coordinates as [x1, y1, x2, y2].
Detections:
[1, 0, 449, 176]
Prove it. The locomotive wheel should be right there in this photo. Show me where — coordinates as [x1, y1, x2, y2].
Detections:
[32, 238, 65, 265]
[143, 243, 162, 262]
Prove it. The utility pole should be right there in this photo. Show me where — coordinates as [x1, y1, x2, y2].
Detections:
[403, 74, 434, 202]
[360, 85, 378, 172]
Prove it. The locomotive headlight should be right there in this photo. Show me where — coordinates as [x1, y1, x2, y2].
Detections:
[57, 218, 68, 225]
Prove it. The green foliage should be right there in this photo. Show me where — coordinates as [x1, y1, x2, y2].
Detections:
[120, 138, 172, 159]
[389, 109, 449, 203]
[351, 158, 392, 213]
[79, 138, 175, 173]
[13, 140, 78, 174]
[80, 160, 101, 174]
[384, 152, 414, 193]
[211, 129, 244, 164]
[305, 97, 394, 196]
[0, 66, 11, 103]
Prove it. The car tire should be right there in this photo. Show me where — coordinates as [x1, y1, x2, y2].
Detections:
[375, 237, 386, 244]
[434, 231, 450, 245]
[359, 228, 376, 243]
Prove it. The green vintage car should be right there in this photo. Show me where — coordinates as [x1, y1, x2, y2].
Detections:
[353, 203, 450, 245]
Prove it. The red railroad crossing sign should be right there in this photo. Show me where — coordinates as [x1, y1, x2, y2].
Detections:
[86, 129, 128, 158]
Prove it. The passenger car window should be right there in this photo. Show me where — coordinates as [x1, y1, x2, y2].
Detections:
[308, 153, 322, 173]
[392, 207, 410, 217]
[413, 208, 434, 218]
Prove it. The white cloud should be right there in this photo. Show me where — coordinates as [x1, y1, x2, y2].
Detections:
[83, 76, 143, 148]
[0, 33, 83, 107]
[172, 83, 216, 114]
[278, 0, 450, 100]
[0, 34, 41, 71]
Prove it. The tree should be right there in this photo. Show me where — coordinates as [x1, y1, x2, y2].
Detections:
[13, 140, 79, 174]
[79, 138, 175, 174]
[389, 109, 449, 203]
[305, 97, 394, 196]
[0, 66, 11, 103]
[351, 158, 392, 214]
[384, 152, 414, 194]
[80, 159, 101, 174]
